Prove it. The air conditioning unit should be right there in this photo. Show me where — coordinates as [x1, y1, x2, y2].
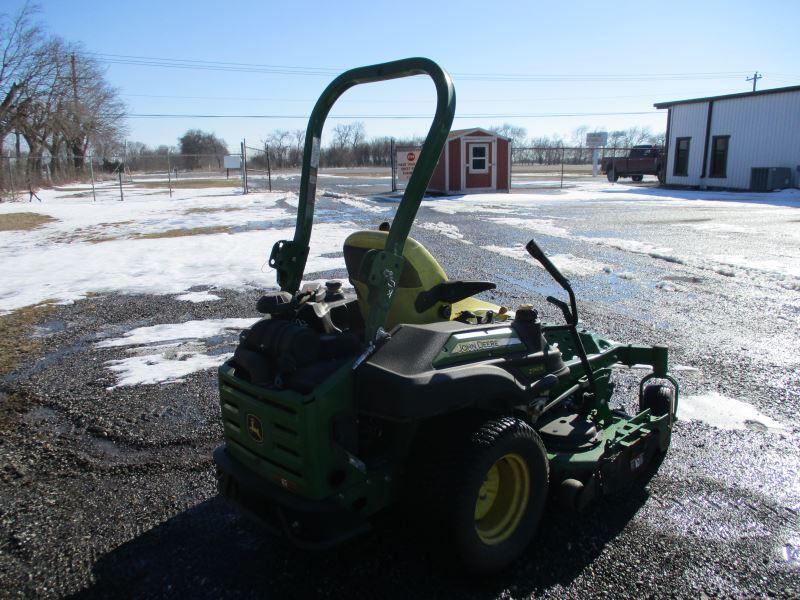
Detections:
[750, 167, 793, 191]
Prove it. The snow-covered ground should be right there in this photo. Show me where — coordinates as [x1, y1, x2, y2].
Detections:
[0, 182, 353, 312]
[95, 317, 259, 387]
[4, 178, 800, 421]
[4, 179, 798, 316]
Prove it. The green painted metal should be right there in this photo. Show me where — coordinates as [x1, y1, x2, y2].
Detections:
[217, 59, 679, 551]
[218, 359, 385, 504]
[267, 57, 456, 341]
[432, 326, 526, 367]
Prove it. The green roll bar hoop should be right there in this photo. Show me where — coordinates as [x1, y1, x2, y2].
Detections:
[267, 57, 456, 341]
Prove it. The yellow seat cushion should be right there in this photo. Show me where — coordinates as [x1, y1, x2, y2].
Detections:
[343, 231, 502, 330]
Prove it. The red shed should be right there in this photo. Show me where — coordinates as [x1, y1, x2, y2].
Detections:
[427, 128, 511, 194]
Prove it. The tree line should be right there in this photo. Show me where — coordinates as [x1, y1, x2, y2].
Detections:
[0, 2, 126, 190]
[121, 120, 665, 176]
[249, 122, 664, 170]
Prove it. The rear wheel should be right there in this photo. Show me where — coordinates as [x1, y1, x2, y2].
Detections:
[445, 417, 549, 573]
[606, 168, 618, 182]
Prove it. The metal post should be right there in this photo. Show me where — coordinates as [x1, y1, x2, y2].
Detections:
[240, 140, 248, 194]
[560, 148, 565, 189]
[390, 138, 397, 192]
[118, 166, 124, 201]
[265, 143, 272, 192]
[88, 156, 97, 202]
[592, 147, 600, 177]
[8, 156, 16, 201]
[166, 150, 173, 198]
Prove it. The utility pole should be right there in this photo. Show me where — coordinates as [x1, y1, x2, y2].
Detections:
[746, 71, 762, 92]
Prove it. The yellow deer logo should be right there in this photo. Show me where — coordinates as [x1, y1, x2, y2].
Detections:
[246, 414, 263, 443]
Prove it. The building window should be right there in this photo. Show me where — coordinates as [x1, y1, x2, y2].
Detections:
[469, 144, 489, 173]
[710, 135, 729, 178]
[673, 137, 690, 176]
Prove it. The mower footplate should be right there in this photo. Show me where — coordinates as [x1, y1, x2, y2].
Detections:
[214, 447, 370, 549]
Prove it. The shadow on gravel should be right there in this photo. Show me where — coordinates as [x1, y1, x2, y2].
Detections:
[75, 482, 654, 599]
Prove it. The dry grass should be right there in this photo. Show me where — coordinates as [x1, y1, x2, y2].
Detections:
[134, 225, 233, 239]
[135, 179, 238, 190]
[0, 302, 56, 377]
[182, 206, 245, 215]
[0, 213, 56, 232]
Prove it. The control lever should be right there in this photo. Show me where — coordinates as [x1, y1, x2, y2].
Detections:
[546, 296, 572, 324]
[525, 237, 598, 404]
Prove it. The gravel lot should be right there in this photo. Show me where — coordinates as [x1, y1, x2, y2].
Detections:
[1, 181, 798, 598]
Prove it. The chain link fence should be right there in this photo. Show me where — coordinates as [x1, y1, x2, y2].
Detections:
[511, 146, 640, 188]
[1, 142, 655, 201]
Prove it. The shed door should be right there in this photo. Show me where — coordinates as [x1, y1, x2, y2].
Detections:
[465, 141, 493, 189]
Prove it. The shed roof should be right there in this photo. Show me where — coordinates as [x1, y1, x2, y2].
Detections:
[654, 84, 800, 109]
[447, 127, 510, 140]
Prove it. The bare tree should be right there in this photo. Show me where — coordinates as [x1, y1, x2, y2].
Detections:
[489, 123, 527, 147]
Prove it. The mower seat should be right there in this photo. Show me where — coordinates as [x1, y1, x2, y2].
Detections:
[343, 231, 497, 330]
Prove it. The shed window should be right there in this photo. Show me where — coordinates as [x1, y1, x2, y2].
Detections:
[673, 137, 690, 177]
[469, 144, 488, 173]
[710, 135, 729, 178]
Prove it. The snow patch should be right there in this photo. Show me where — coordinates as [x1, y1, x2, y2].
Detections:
[488, 217, 570, 237]
[0, 220, 353, 312]
[321, 191, 390, 214]
[682, 222, 747, 234]
[174, 290, 222, 303]
[480, 245, 606, 276]
[97, 318, 257, 348]
[96, 317, 259, 387]
[417, 221, 472, 243]
[679, 391, 786, 431]
[105, 347, 228, 387]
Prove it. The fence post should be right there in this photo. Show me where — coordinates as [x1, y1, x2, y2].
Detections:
[7, 156, 16, 201]
[560, 148, 565, 189]
[118, 166, 124, 201]
[88, 156, 97, 202]
[264, 143, 272, 192]
[167, 150, 173, 198]
[390, 138, 397, 192]
[240, 140, 248, 194]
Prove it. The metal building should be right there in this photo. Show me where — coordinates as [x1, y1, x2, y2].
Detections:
[654, 85, 800, 190]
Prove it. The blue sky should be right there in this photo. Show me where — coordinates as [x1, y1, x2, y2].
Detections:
[12, 0, 800, 148]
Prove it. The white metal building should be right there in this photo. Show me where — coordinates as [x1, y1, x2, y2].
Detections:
[654, 85, 800, 190]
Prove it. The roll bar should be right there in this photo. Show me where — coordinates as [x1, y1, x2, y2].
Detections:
[268, 57, 456, 341]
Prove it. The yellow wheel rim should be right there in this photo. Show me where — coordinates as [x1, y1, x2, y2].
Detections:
[474, 453, 530, 545]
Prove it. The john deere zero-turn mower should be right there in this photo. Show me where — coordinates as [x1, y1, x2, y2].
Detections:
[214, 57, 679, 573]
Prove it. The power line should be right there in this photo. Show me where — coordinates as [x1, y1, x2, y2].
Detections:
[120, 92, 675, 103]
[86, 51, 758, 82]
[126, 110, 660, 119]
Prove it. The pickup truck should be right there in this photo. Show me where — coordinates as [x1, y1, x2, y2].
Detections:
[601, 145, 665, 183]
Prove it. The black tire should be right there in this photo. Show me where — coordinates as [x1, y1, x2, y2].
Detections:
[631, 174, 644, 182]
[606, 168, 617, 182]
[442, 416, 549, 574]
[640, 383, 674, 418]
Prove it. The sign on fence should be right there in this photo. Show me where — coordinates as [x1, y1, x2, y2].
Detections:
[223, 155, 241, 169]
[396, 149, 419, 183]
[586, 132, 608, 148]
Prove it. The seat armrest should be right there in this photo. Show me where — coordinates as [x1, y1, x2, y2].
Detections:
[415, 281, 496, 313]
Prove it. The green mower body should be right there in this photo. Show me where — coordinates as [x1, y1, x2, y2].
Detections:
[214, 58, 678, 571]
